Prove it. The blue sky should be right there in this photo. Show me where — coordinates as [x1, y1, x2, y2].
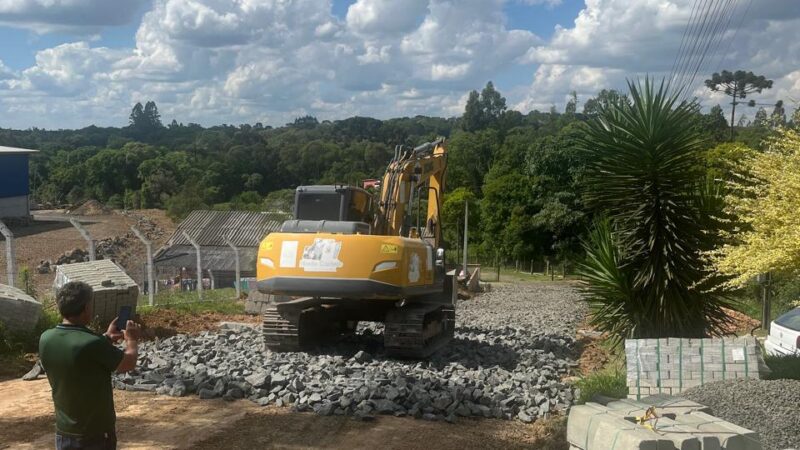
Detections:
[0, 0, 797, 129]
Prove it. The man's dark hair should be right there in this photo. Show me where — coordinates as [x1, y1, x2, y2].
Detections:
[56, 281, 94, 318]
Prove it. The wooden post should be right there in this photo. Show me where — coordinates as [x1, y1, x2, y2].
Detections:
[530, 260, 533, 275]
[208, 270, 215, 290]
[562, 262, 567, 279]
[182, 231, 203, 301]
[0, 220, 15, 287]
[225, 235, 241, 299]
[545, 258, 550, 277]
[70, 219, 95, 261]
[131, 226, 154, 306]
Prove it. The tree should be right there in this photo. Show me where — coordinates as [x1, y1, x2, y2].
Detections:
[583, 89, 628, 115]
[461, 82, 507, 131]
[144, 101, 162, 128]
[753, 107, 768, 128]
[291, 115, 319, 129]
[565, 91, 577, 115]
[577, 78, 731, 345]
[710, 128, 800, 286]
[705, 70, 773, 140]
[792, 106, 800, 129]
[699, 105, 729, 143]
[770, 100, 786, 128]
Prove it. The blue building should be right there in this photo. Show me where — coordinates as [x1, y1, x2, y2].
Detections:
[0, 146, 38, 219]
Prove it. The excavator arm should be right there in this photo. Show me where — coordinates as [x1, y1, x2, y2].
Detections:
[375, 138, 447, 248]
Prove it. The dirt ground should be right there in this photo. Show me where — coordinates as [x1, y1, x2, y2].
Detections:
[0, 379, 567, 450]
[138, 309, 262, 339]
[0, 208, 175, 294]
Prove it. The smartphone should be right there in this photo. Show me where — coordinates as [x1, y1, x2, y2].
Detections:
[117, 305, 132, 331]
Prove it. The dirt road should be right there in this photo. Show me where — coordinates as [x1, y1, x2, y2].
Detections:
[0, 379, 567, 450]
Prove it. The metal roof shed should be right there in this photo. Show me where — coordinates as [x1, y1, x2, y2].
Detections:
[154, 210, 287, 286]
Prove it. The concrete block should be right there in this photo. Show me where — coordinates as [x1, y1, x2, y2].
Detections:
[0, 283, 41, 332]
[54, 260, 138, 325]
[674, 412, 762, 450]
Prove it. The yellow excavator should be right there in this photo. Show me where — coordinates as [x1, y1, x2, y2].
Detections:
[255, 138, 455, 358]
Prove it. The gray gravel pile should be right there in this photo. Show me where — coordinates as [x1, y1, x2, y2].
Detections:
[682, 379, 800, 450]
[116, 283, 586, 423]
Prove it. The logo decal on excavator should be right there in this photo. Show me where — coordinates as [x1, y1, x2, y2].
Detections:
[380, 244, 398, 254]
[300, 238, 344, 272]
[408, 253, 421, 283]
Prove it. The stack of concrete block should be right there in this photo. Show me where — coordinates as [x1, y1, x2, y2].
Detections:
[568, 396, 762, 450]
[244, 289, 272, 315]
[625, 337, 768, 399]
[0, 283, 41, 332]
[54, 260, 139, 325]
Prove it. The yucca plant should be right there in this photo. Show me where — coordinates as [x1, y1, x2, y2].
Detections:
[578, 78, 733, 346]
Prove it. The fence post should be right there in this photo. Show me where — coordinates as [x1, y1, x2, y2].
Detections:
[182, 231, 203, 301]
[0, 220, 16, 287]
[69, 219, 95, 261]
[224, 235, 241, 299]
[130, 226, 154, 306]
[562, 262, 567, 279]
[208, 270, 215, 290]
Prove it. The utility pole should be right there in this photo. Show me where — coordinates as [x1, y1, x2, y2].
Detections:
[69, 219, 95, 261]
[131, 226, 154, 306]
[182, 231, 203, 301]
[0, 220, 15, 287]
[224, 235, 241, 299]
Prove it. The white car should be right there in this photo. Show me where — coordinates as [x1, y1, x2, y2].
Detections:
[764, 307, 800, 356]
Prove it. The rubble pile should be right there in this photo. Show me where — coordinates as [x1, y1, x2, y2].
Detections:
[117, 283, 587, 423]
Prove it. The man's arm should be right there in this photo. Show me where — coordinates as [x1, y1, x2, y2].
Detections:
[116, 321, 140, 373]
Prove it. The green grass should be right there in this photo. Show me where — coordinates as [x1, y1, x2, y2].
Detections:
[137, 299, 245, 317]
[137, 288, 244, 316]
[574, 368, 628, 404]
[138, 287, 239, 306]
[479, 267, 580, 283]
[764, 354, 800, 380]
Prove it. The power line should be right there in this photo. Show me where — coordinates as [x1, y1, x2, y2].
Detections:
[673, 0, 717, 93]
[671, 0, 712, 92]
[683, 0, 737, 100]
[713, 0, 753, 73]
[668, 0, 703, 88]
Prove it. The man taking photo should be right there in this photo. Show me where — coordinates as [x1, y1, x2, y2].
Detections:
[39, 281, 141, 450]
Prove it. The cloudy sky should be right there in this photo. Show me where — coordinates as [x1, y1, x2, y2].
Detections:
[0, 0, 797, 129]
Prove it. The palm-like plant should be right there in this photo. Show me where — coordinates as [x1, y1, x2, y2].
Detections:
[578, 79, 732, 345]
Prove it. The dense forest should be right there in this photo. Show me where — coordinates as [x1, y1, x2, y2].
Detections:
[0, 82, 791, 268]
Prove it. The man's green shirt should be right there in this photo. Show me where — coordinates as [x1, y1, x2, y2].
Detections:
[39, 324, 124, 436]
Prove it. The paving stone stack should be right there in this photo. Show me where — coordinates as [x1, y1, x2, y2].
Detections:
[54, 259, 139, 325]
[0, 283, 41, 332]
[568, 395, 763, 450]
[625, 337, 769, 400]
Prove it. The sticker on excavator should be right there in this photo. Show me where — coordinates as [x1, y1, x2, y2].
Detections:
[263, 241, 273, 251]
[408, 253, 421, 283]
[380, 244, 398, 254]
[280, 241, 298, 268]
[300, 238, 344, 272]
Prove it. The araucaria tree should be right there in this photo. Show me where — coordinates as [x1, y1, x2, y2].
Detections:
[578, 79, 731, 345]
[705, 70, 773, 140]
[711, 128, 800, 286]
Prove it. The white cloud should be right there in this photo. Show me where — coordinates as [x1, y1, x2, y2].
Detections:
[346, 0, 428, 35]
[0, 0, 148, 33]
[514, 0, 800, 117]
[1, 0, 799, 129]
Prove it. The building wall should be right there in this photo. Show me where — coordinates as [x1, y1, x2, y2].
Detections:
[0, 154, 31, 218]
[0, 195, 29, 218]
[0, 154, 30, 197]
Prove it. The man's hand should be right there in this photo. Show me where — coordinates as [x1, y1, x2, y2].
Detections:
[104, 318, 123, 343]
[116, 321, 141, 374]
[123, 321, 141, 342]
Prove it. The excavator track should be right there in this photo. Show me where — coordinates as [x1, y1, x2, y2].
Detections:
[384, 302, 455, 358]
[262, 304, 302, 352]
